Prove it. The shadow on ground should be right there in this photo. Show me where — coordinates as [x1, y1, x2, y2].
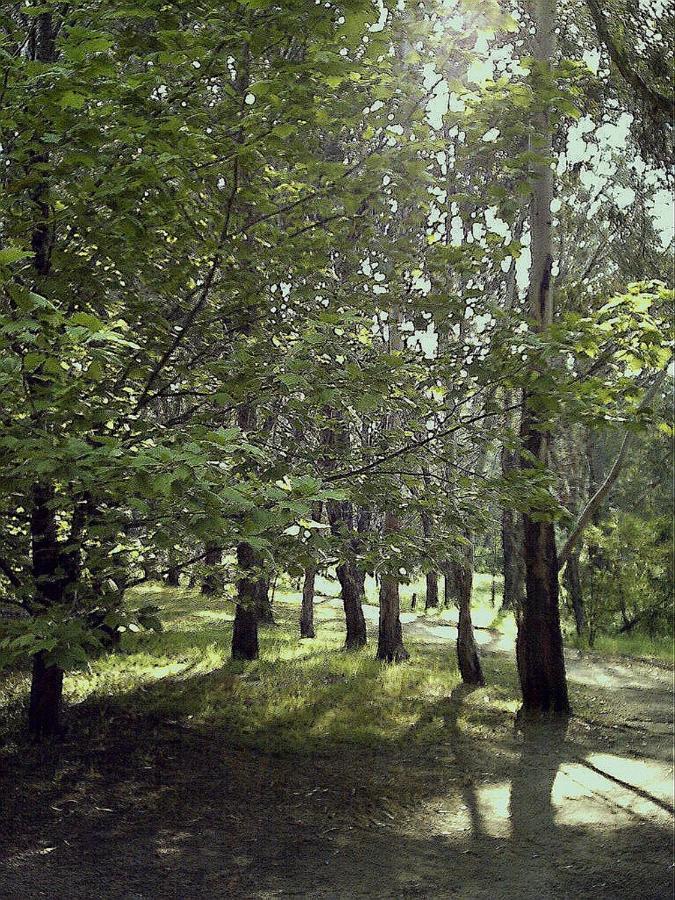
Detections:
[1, 636, 672, 899]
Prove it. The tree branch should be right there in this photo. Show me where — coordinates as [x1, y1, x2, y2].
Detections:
[558, 369, 669, 569]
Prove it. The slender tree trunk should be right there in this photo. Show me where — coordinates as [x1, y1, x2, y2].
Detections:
[421, 501, 438, 610]
[563, 551, 585, 636]
[25, 15, 65, 739]
[443, 564, 454, 608]
[327, 492, 368, 649]
[376, 306, 408, 662]
[516, 0, 570, 717]
[451, 546, 484, 685]
[501, 449, 526, 611]
[29, 482, 65, 738]
[376, 510, 409, 662]
[256, 576, 275, 625]
[300, 565, 316, 638]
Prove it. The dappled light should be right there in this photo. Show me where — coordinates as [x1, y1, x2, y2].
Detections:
[0, 0, 671, 896]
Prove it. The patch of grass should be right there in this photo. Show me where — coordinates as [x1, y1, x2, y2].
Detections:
[568, 630, 673, 664]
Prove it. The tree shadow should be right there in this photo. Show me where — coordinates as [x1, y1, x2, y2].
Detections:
[1, 643, 672, 899]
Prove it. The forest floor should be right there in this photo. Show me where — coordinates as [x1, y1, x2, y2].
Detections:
[1, 578, 673, 899]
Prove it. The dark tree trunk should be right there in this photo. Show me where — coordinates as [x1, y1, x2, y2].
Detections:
[425, 571, 439, 610]
[517, 509, 571, 715]
[231, 542, 263, 660]
[232, 604, 259, 660]
[516, 0, 570, 719]
[443, 564, 454, 607]
[377, 573, 409, 662]
[501, 449, 526, 611]
[563, 551, 585, 637]
[300, 566, 316, 638]
[201, 545, 223, 595]
[451, 547, 484, 685]
[327, 495, 368, 650]
[28, 651, 64, 738]
[256, 577, 275, 625]
[336, 562, 367, 649]
[420, 504, 438, 610]
[29, 482, 66, 738]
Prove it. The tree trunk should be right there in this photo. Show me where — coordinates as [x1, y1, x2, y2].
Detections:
[425, 571, 439, 611]
[443, 564, 454, 607]
[501, 451, 526, 611]
[29, 482, 66, 738]
[563, 551, 585, 636]
[451, 548, 484, 685]
[300, 566, 316, 638]
[231, 542, 264, 660]
[517, 509, 570, 713]
[256, 577, 275, 625]
[377, 571, 409, 663]
[201, 545, 222, 595]
[28, 651, 64, 738]
[421, 503, 438, 610]
[516, 0, 570, 717]
[336, 561, 367, 649]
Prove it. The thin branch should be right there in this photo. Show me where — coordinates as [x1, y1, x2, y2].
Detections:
[558, 369, 669, 569]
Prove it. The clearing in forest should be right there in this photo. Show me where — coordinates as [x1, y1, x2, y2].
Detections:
[1, 583, 672, 900]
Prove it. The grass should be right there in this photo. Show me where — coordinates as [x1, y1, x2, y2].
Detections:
[567, 630, 674, 663]
[0, 574, 669, 757]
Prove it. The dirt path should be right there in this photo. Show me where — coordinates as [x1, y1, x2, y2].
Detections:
[1, 607, 672, 900]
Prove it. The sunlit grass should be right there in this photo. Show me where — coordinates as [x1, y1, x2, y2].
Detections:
[0, 575, 670, 756]
[568, 630, 673, 663]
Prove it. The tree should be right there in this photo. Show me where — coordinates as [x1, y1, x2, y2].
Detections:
[515, 0, 571, 717]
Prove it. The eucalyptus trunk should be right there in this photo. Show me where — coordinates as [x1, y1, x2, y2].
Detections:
[516, 0, 570, 715]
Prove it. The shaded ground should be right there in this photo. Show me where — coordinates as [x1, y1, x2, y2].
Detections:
[1, 586, 672, 899]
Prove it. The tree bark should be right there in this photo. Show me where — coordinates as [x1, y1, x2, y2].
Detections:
[516, 0, 570, 717]
[501, 449, 525, 611]
[377, 568, 409, 662]
[420, 499, 438, 610]
[300, 565, 316, 638]
[443, 564, 454, 608]
[563, 551, 585, 636]
[28, 652, 64, 738]
[29, 481, 66, 738]
[327, 494, 368, 650]
[231, 542, 263, 660]
[336, 561, 367, 649]
[201, 545, 223, 595]
[450, 546, 484, 685]
[425, 571, 439, 611]
[517, 495, 570, 713]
